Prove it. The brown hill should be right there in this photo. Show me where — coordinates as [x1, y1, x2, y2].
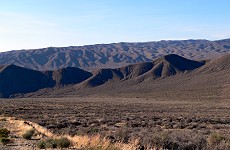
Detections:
[30, 54, 230, 101]
[0, 65, 54, 98]
[51, 67, 92, 87]
[0, 39, 230, 71]
[1, 54, 230, 100]
[197, 54, 230, 72]
[82, 54, 205, 87]
[0, 65, 92, 98]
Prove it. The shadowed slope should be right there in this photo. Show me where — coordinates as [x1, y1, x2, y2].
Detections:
[0, 65, 92, 98]
[197, 54, 230, 72]
[52, 67, 92, 87]
[146, 54, 205, 78]
[0, 65, 54, 98]
[83, 54, 205, 87]
[83, 69, 124, 87]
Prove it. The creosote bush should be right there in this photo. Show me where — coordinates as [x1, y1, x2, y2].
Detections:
[37, 137, 71, 149]
[209, 133, 226, 144]
[56, 137, 71, 148]
[37, 140, 46, 149]
[0, 128, 10, 138]
[0, 128, 10, 145]
[0, 138, 10, 145]
[22, 129, 35, 140]
[152, 131, 170, 149]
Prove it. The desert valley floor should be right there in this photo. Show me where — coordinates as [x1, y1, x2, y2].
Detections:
[0, 96, 230, 149]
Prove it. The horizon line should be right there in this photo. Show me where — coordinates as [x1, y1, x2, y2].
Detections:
[1, 38, 230, 53]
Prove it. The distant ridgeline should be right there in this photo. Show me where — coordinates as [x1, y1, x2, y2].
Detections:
[0, 39, 230, 71]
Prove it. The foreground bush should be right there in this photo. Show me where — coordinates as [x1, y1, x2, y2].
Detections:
[152, 131, 171, 149]
[37, 139, 57, 149]
[209, 133, 227, 145]
[37, 137, 71, 149]
[22, 129, 35, 140]
[0, 137, 10, 145]
[208, 132, 230, 149]
[0, 128, 10, 145]
[0, 128, 10, 138]
[56, 137, 71, 148]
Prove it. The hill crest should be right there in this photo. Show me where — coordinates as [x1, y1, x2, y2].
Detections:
[82, 54, 205, 87]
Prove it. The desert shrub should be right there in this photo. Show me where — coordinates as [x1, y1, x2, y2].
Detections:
[22, 129, 35, 140]
[210, 141, 230, 150]
[0, 137, 10, 145]
[55, 137, 71, 148]
[44, 138, 58, 148]
[37, 137, 71, 149]
[209, 133, 226, 144]
[208, 132, 230, 148]
[114, 128, 130, 143]
[149, 130, 207, 150]
[0, 128, 10, 138]
[87, 127, 100, 134]
[0, 118, 7, 121]
[37, 140, 46, 149]
[0, 128, 10, 145]
[152, 131, 170, 149]
[167, 130, 207, 150]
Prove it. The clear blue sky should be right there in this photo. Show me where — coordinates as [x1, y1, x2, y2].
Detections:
[0, 0, 230, 51]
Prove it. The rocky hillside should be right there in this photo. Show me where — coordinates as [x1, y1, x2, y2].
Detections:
[82, 54, 205, 87]
[1, 53, 230, 98]
[0, 39, 230, 71]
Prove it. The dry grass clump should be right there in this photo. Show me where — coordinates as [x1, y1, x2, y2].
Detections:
[68, 135, 115, 149]
[65, 134, 140, 150]
[208, 132, 230, 150]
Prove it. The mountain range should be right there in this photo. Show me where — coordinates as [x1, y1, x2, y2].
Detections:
[0, 53, 229, 99]
[0, 39, 230, 71]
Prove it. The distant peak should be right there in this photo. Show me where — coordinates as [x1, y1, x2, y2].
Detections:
[162, 54, 182, 59]
[158, 54, 187, 62]
[0, 64, 20, 71]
